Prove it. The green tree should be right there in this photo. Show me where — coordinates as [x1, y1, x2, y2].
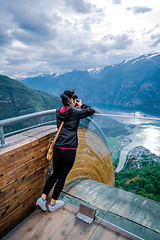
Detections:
[144, 184, 155, 194]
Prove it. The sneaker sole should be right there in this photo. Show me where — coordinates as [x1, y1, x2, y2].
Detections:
[36, 204, 46, 212]
[49, 204, 65, 213]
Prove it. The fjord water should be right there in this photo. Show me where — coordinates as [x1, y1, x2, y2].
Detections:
[93, 105, 160, 172]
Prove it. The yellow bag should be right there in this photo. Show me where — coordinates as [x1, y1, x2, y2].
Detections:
[46, 121, 64, 161]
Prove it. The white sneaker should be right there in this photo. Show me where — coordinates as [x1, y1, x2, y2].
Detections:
[48, 200, 65, 212]
[36, 198, 47, 212]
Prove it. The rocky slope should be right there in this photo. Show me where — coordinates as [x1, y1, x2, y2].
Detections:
[124, 146, 160, 170]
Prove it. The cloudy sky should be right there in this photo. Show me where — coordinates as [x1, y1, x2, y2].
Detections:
[0, 0, 160, 78]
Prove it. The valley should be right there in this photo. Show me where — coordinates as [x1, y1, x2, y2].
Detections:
[93, 105, 160, 173]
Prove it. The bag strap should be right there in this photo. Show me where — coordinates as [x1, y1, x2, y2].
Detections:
[51, 121, 64, 147]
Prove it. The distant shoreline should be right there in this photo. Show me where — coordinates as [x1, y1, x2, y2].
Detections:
[92, 105, 160, 172]
[91, 103, 160, 118]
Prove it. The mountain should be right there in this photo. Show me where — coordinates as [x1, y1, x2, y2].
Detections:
[1, 74, 129, 136]
[93, 53, 160, 113]
[124, 146, 160, 170]
[0, 75, 61, 132]
[20, 53, 160, 114]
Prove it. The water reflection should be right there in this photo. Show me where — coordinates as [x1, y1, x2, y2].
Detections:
[137, 125, 160, 156]
[93, 106, 160, 172]
[115, 124, 160, 172]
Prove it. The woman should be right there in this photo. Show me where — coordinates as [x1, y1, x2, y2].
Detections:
[36, 90, 95, 212]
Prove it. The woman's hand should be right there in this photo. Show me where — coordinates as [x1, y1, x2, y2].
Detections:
[77, 99, 82, 108]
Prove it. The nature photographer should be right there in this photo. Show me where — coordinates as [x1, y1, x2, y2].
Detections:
[36, 90, 95, 212]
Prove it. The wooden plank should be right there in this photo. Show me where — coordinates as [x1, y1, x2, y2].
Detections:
[0, 140, 49, 173]
[0, 130, 54, 160]
[1, 158, 48, 190]
[0, 126, 56, 155]
[64, 179, 117, 211]
[109, 197, 160, 233]
[41, 210, 98, 240]
[0, 177, 44, 222]
[1, 193, 39, 237]
[0, 174, 45, 214]
[1, 150, 48, 187]
[0, 137, 39, 156]
[89, 224, 128, 240]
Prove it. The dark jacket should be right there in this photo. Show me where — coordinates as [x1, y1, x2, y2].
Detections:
[55, 104, 95, 148]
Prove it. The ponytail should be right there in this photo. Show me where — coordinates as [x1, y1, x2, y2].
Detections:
[60, 93, 71, 106]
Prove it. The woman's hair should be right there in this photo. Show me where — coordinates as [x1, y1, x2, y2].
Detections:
[60, 90, 78, 106]
[60, 93, 70, 106]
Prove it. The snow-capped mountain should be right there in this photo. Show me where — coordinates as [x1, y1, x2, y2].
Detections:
[20, 53, 160, 114]
[123, 53, 160, 64]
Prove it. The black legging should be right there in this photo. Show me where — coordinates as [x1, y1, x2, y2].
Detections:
[43, 148, 76, 200]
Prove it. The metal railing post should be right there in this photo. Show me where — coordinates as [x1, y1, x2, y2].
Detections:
[0, 127, 5, 147]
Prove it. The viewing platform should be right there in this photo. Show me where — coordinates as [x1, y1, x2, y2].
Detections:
[0, 110, 160, 240]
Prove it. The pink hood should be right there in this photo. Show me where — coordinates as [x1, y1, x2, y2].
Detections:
[59, 106, 70, 114]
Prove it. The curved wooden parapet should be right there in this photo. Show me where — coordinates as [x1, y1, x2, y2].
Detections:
[0, 126, 114, 238]
[66, 128, 115, 186]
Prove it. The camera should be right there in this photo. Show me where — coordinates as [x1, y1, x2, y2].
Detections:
[75, 99, 79, 107]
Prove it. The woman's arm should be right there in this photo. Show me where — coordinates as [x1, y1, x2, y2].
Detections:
[75, 100, 95, 119]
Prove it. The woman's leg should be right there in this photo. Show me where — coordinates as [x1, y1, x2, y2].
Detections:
[51, 149, 76, 201]
[42, 148, 60, 197]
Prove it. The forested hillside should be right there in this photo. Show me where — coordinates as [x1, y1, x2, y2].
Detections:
[0, 75, 61, 133]
[0, 74, 61, 120]
[116, 165, 160, 202]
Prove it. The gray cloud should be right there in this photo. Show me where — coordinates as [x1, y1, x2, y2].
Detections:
[101, 34, 133, 51]
[151, 33, 160, 47]
[72, 33, 133, 56]
[0, 27, 12, 46]
[111, 34, 133, 49]
[8, 4, 57, 42]
[6, 56, 30, 66]
[112, 0, 123, 5]
[127, 6, 152, 14]
[64, 0, 96, 13]
[0, 0, 158, 78]
[12, 27, 57, 46]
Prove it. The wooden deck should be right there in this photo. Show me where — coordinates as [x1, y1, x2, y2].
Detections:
[2, 203, 130, 240]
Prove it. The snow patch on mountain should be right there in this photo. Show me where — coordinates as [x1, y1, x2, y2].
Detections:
[123, 52, 160, 65]
[87, 68, 103, 73]
[123, 57, 135, 64]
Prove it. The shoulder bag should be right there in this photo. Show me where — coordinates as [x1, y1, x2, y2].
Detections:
[46, 121, 64, 161]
